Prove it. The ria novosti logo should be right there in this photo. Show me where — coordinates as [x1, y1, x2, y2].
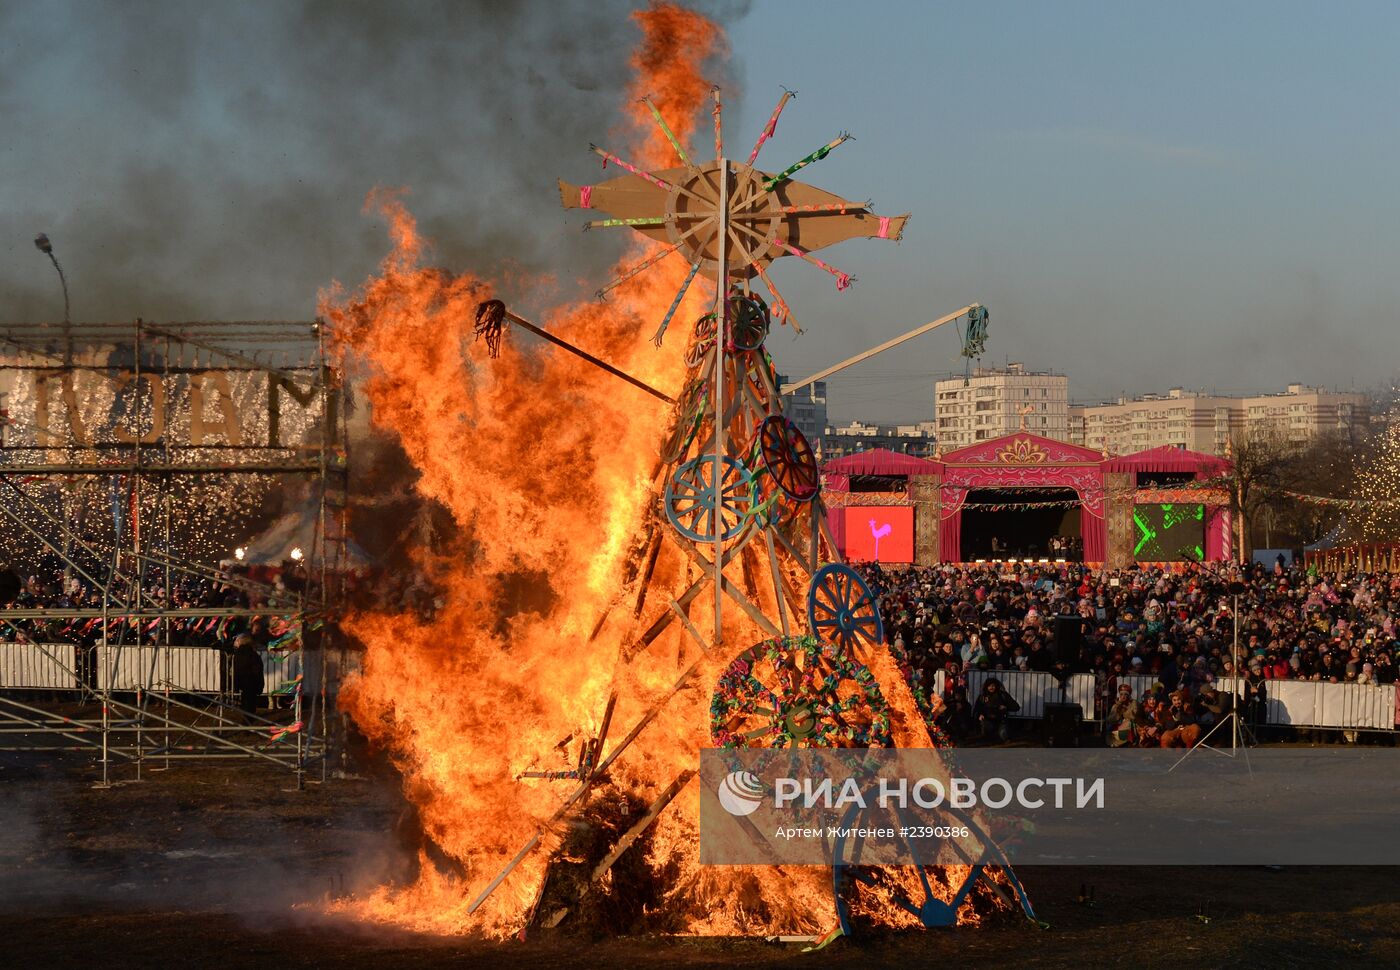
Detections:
[717, 770, 765, 816]
[715, 772, 1105, 815]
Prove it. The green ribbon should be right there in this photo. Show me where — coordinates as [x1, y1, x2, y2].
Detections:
[589, 216, 669, 229]
[764, 134, 849, 191]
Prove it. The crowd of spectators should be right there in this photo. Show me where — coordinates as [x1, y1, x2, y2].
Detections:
[0, 562, 308, 696]
[856, 558, 1400, 744]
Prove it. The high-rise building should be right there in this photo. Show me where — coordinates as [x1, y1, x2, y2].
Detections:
[933, 363, 1069, 449]
[778, 375, 828, 453]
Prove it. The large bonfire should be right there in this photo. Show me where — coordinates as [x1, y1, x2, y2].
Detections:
[320, 3, 997, 938]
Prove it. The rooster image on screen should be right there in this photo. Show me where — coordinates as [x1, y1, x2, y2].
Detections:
[843, 506, 914, 563]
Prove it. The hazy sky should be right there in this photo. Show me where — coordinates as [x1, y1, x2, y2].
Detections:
[3, 1, 1397, 423]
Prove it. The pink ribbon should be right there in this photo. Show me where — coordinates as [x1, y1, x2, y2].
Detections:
[747, 90, 794, 166]
[775, 236, 854, 292]
[579, 185, 593, 208]
[877, 216, 891, 239]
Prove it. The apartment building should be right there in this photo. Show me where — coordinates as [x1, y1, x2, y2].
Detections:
[1069, 385, 1368, 455]
[1241, 384, 1368, 446]
[933, 363, 1069, 449]
[823, 420, 937, 460]
[778, 375, 828, 452]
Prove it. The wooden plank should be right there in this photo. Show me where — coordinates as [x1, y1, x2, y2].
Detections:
[669, 598, 712, 656]
[467, 657, 704, 916]
[763, 529, 791, 638]
[674, 531, 782, 639]
[780, 305, 977, 396]
[590, 770, 696, 883]
[626, 528, 752, 661]
[631, 527, 664, 619]
[815, 498, 841, 564]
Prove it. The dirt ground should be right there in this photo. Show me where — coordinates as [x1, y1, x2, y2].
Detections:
[2, 748, 1398, 970]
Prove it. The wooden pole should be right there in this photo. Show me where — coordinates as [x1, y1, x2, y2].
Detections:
[500, 308, 675, 405]
[780, 304, 979, 396]
[714, 158, 729, 645]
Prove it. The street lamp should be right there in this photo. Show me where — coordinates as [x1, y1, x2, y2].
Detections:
[33, 233, 71, 328]
[35, 233, 75, 583]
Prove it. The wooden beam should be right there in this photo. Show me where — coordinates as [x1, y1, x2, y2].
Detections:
[467, 657, 704, 916]
[780, 304, 978, 396]
[669, 598, 712, 655]
[674, 528, 783, 638]
[499, 307, 676, 404]
[590, 770, 696, 884]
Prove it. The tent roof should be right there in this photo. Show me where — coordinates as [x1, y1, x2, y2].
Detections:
[1103, 445, 1232, 475]
[821, 448, 942, 478]
[242, 499, 371, 569]
[939, 432, 1106, 465]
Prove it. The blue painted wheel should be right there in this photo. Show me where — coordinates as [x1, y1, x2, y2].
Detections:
[664, 455, 755, 544]
[832, 799, 1039, 935]
[807, 564, 884, 657]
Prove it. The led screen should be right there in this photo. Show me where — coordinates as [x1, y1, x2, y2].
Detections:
[843, 506, 915, 563]
[1133, 503, 1204, 562]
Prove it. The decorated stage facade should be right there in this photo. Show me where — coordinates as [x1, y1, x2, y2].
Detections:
[822, 435, 1233, 567]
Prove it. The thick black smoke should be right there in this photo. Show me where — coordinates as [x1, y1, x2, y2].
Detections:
[0, 0, 747, 323]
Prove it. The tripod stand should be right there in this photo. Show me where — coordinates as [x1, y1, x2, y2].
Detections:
[1169, 586, 1254, 774]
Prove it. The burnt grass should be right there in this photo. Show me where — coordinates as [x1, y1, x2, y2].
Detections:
[1, 750, 1398, 969]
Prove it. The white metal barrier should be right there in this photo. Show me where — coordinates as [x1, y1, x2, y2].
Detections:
[1115, 674, 1162, 700]
[98, 644, 223, 692]
[1216, 677, 1398, 730]
[92, 643, 304, 695]
[963, 669, 1095, 719]
[0, 643, 78, 689]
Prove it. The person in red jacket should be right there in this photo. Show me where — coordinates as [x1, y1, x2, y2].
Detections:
[1263, 652, 1290, 680]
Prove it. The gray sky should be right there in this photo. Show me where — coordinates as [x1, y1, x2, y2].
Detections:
[3, 1, 1396, 423]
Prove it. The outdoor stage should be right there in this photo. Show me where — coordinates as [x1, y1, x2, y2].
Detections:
[822, 434, 1234, 568]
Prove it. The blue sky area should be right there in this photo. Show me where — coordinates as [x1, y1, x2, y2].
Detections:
[2, 1, 1396, 422]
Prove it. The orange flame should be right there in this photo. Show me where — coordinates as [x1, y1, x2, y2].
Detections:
[314, 4, 789, 937]
[317, 4, 998, 939]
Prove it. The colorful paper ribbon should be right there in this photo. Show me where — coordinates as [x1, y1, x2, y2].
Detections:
[711, 86, 722, 160]
[653, 260, 702, 347]
[641, 96, 688, 164]
[774, 237, 853, 291]
[596, 241, 683, 299]
[748, 88, 795, 166]
[763, 133, 850, 192]
[587, 216, 670, 229]
[591, 145, 675, 193]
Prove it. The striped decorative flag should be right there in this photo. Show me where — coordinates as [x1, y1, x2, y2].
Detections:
[269, 720, 304, 743]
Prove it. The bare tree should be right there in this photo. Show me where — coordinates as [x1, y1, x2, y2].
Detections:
[1226, 431, 1290, 560]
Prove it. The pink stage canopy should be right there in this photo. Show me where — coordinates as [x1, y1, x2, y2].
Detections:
[820, 448, 942, 478]
[818, 435, 1235, 564]
[936, 434, 1109, 561]
[1102, 445, 1231, 476]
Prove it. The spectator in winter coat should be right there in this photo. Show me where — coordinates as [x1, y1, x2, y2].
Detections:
[973, 677, 1020, 742]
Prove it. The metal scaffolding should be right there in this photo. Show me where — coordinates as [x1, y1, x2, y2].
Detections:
[0, 319, 350, 786]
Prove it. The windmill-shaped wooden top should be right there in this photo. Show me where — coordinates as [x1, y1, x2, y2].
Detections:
[559, 89, 908, 334]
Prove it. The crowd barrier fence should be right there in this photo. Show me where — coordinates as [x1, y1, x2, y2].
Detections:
[1215, 676, 1398, 731]
[962, 669, 1096, 720]
[0, 643, 76, 690]
[1, 641, 303, 696]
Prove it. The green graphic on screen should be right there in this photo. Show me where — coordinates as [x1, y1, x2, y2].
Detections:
[1133, 504, 1204, 561]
